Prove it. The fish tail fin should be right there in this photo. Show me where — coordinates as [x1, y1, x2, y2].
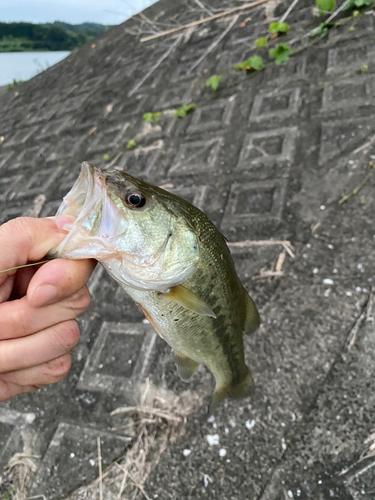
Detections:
[209, 366, 255, 414]
[174, 351, 200, 382]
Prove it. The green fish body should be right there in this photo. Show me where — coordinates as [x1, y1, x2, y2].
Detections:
[52, 162, 260, 409]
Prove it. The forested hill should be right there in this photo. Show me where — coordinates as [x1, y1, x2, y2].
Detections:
[0, 22, 110, 52]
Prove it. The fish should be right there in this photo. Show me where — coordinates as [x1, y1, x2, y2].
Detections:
[51, 162, 260, 410]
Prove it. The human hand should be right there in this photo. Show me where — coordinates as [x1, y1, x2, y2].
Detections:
[0, 216, 96, 402]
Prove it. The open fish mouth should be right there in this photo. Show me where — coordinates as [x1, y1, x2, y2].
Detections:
[49, 162, 128, 260]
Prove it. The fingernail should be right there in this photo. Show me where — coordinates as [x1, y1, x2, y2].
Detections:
[32, 284, 59, 307]
[49, 215, 76, 231]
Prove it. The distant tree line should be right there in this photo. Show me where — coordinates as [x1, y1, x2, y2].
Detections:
[0, 21, 109, 52]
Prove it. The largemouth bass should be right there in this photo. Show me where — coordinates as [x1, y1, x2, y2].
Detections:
[51, 162, 260, 410]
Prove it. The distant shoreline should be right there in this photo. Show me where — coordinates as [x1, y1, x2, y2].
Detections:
[0, 21, 109, 52]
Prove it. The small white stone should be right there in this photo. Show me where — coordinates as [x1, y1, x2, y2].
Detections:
[203, 474, 211, 487]
[333, 268, 338, 273]
[219, 448, 227, 457]
[356, 286, 362, 292]
[25, 413, 36, 424]
[357, 263, 363, 270]
[245, 419, 255, 430]
[207, 415, 215, 423]
[313, 268, 319, 274]
[183, 449, 191, 457]
[69, 452, 75, 459]
[324, 288, 331, 297]
[288, 491, 294, 498]
[224, 428, 229, 434]
[346, 291, 352, 296]
[323, 278, 334, 285]
[89, 459, 95, 466]
[320, 205, 326, 210]
[328, 244, 334, 249]
[206, 434, 220, 446]
[142, 319, 150, 324]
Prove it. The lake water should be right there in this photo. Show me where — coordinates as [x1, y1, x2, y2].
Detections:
[0, 51, 70, 86]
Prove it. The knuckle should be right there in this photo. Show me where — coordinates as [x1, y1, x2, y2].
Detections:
[45, 354, 72, 379]
[7, 304, 28, 337]
[51, 320, 80, 351]
[1, 218, 33, 245]
[66, 286, 91, 314]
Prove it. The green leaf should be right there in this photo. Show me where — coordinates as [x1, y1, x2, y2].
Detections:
[174, 103, 196, 118]
[205, 75, 223, 92]
[343, 0, 372, 8]
[102, 154, 110, 161]
[269, 43, 292, 65]
[126, 139, 136, 149]
[248, 55, 265, 70]
[309, 22, 335, 38]
[143, 112, 161, 123]
[235, 55, 264, 71]
[269, 21, 289, 33]
[255, 37, 267, 47]
[316, 0, 335, 12]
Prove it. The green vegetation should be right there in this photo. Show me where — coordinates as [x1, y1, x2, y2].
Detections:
[309, 22, 335, 37]
[342, 0, 373, 9]
[316, 0, 336, 13]
[174, 104, 196, 117]
[269, 21, 290, 34]
[205, 75, 223, 92]
[0, 21, 109, 52]
[143, 112, 161, 123]
[269, 43, 292, 64]
[7, 78, 23, 91]
[255, 37, 268, 47]
[235, 55, 265, 71]
[126, 139, 136, 149]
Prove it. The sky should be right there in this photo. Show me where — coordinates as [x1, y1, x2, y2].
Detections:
[0, 0, 157, 25]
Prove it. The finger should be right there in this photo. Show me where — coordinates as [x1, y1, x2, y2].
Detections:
[0, 379, 38, 403]
[1, 354, 71, 387]
[12, 266, 36, 299]
[0, 286, 90, 340]
[0, 320, 80, 373]
[0, 216, 75, 282]
[27, 257, 96, 308]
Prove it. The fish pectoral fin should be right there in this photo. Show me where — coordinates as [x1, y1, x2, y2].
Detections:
[174, 351, 200, 382]
[243, 287, 260, 335]
[165, 285, 216, 318]
[209, 367, 255, 414]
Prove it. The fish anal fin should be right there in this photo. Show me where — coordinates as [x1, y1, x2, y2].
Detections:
[174, 351, 200, 382]
[209, 366, 255, 414]
[243, 288, 260, 335]
[165, 285, 216, 318]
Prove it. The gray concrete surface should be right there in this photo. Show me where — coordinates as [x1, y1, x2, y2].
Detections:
[0, 0, 375, 498]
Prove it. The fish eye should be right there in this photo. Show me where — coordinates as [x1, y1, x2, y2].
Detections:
[125, 191, 146, 208]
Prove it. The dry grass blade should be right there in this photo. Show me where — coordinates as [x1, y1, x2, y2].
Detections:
[338, 165, 375, 205]
[66, 380, 202, 500]
[252, 270, 284, 280]
[140, 0, 270, 42]
[227, 239, 295, 258]
[3, 451, 40, 500]
[110, 405, 183, 422]
[97, 438, 103, 500]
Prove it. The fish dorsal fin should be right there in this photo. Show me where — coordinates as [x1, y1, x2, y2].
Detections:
[243, 287, 260, 335]
[164, 285, 216, 318]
